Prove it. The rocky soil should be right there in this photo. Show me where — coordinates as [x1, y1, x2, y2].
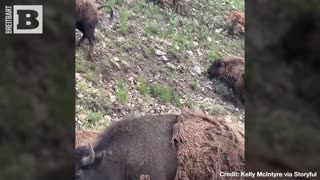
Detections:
[75, 0, 245, 131]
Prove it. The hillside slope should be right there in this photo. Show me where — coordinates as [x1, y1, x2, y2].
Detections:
[75, 0, 245, 130]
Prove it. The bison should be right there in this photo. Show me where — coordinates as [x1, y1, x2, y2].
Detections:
[75, 111, 245, 180]
[228, 11, 245, 35]
[75, 114, 178, 180]
[76, 0, 113, 60]
[207, 56, 245, 106]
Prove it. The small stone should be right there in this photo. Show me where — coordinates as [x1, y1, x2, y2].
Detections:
[155, 45, 165, 51]
[114, 57, 120, 61]
[155, 73, 161, 80]
[193, 41, 199, 47]
[128, 77, 135, 85]
[104, 115, 112, 121]
[193, 65, 202, 75]
[186, 50, 193, 56]
[78, 113, 87, 121]
[78, 93, 84, 99]
[155, 49, 166, 56]
[166, 63, 176, 70]
[76, 73, 82, 80]
[110, 93, 116, 102]
[160, 55, 169, 62]
[215, 28, 223, 33]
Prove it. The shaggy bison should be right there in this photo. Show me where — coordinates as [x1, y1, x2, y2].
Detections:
[75, 112, 245, 180]
[76, 0, 113, 60]
[228, 11, 245, 35]
[207, 56, 245, 106]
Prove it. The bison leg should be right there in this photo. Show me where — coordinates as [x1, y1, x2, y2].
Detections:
[76, 35, 86, 48]
[87, 38, 94, 61]
[83, 26, 96, 61]
[158, 0, 165, 8]
[173, 0, 179, 13]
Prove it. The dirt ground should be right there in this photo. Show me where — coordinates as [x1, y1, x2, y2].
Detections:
[75, 129, 102, 147]
[75, 0, 244, 131]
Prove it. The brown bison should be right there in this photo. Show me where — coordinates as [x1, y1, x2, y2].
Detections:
[75, 112, 244, 180]
[207, 56, 245, 106]
[76, 0, 113, 60]
[228, 11, 245, 35]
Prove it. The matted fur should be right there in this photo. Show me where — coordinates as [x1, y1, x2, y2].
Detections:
[75, 129, 102, 147]
[229, 11, 244, 25]
[172, 111, 244, 180]
[207, 56, 245, 104]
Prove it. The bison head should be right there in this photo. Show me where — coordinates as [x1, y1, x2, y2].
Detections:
[75, 143, 114, 180]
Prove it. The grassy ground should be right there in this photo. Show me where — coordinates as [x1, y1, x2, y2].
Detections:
[75, 0, 244, 130]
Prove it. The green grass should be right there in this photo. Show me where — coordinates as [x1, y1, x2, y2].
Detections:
[146, 21, 160, 36]
[138, 78, 151, 96]
[116, 80, 129, 104]
[169, 41, 180, 58]
[76, 81, 88, 93]
[207, 45, 221, 61]
[190, 80, 200, 91]
[87, 111, 103, 124]
[175, 33, 193, 50]
[150, 84, 181, 105]
[133, 1, 144, 13]
[120, 6, 129, 35]
[151, 84, 172, 103]
[86, 71, 99, 84]
[136, 78, 181, 106]
[107, 0, 116, 9]
[76, 50, 86, 73]
[79, 110, 106, 129]
[229, 0, 245, 12]
[139, 97, 150, 111]
[162, 16, 178, 37]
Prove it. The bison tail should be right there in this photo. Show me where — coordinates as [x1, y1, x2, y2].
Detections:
[97, 5, 114, 23]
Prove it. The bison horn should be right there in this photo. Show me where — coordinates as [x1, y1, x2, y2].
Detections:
[81, 143, 95, 166]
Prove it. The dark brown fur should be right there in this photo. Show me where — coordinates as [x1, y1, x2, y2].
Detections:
[75, 0, 113, 60]
[207, 56, 245, 105]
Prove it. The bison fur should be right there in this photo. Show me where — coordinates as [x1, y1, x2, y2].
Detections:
[207, 56, 245, 106]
